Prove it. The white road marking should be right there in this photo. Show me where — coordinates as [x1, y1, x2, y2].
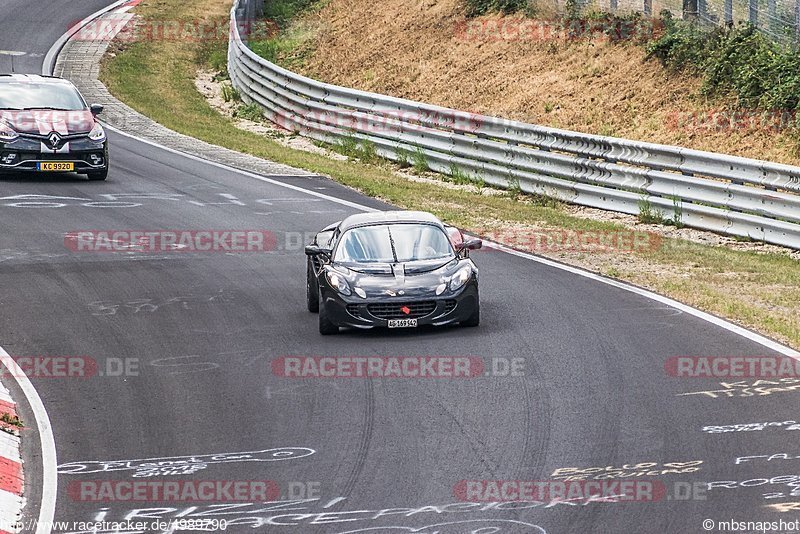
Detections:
[0, 347, 57, 534]
[0, 50, 25, 56]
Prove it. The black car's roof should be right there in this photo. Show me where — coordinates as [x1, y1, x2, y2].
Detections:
[338, 211, 444, 233]
[0, 74, 74, 85]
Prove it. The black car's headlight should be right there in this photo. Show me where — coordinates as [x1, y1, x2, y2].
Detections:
[448, 265, 472, 292]
[87, 122, 106, 142]
[325, 269, 352, 296]
[0, 121, 18, 142]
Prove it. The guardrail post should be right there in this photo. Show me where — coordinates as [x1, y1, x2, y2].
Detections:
[767, 0, 776, 33]
[749, 0, 758, 24]
[610, 0, 618, 11]
[644, 0, 652, 16]
[684, 0, 699, 19]
[724, 0, 733, 26]
[796, 0, 800, 37]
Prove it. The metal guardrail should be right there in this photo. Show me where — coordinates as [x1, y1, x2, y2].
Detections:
[228, 0, 800, 250]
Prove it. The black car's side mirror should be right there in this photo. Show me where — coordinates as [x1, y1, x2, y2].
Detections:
[305, 245, 331, 257]
[90, 104, 104, 115]
[461, 238, 482, 251]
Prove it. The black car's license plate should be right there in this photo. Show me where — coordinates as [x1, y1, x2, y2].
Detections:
[388, 318, 417, 328]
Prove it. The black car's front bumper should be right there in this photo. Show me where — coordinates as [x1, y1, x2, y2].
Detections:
[320, 281, 479, 330]
[0, 136, 108, 174]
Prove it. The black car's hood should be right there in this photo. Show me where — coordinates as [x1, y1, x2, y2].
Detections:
[342, 257, 453, 275]
[335, 257, 467, 299]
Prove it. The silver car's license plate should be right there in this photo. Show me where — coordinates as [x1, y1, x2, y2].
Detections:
[388, 318, 417, 328]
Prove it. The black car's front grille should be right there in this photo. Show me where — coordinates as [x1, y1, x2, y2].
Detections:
[346, 304, 362, 318]
[444, 300, 457, 313]
[17, 152, 103, 163]
[368, 301, 437, 319]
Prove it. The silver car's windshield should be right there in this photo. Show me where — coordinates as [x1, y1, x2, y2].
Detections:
[0, 82, 86, 111]
[334, 223, 454, 263]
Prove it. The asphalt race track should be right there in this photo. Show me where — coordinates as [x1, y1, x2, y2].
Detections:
[1, 2, 800, 533]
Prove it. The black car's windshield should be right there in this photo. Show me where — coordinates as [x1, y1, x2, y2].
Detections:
[0, 82, 86, 111]
[334, 223, 454, 263]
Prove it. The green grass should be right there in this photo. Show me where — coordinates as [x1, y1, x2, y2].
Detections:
[99, 0, 800, 348]
[638, 195, 665, 224]
[410, 148, 430, 175]
[329, 134, 379, 163]
[233, 102, 263, 121]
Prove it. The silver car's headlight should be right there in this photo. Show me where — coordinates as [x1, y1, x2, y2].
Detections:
[0, 120, 18, 142]
[326, 269, 352, 296]
[448, 266, 472, 292]
[87, 122, 105, 142]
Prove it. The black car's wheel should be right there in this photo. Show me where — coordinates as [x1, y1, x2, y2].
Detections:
[87, 168, 108, 181]
[462, 301, 480, 327]
[306, 258, 319, 313]
[318, 294, 339, 335]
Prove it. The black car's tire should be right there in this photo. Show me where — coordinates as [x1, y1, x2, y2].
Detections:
[87, 168, 108, 181]
[306, 258, 319, 313]
[318, 294, 338, 335]
[462, 301, 480, 327]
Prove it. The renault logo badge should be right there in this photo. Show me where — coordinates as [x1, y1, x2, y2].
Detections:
[48, 132, 62, 148]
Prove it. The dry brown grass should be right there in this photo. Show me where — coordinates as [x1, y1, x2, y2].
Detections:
[296, 0, 800, 164]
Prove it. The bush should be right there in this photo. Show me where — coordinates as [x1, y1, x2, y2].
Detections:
[647, 15, 800, 111]
[265, 0, 319, 28]
[465, 0, 532, 16]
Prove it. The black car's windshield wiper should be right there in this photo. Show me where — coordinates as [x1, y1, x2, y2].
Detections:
[386, 226, 399, 263]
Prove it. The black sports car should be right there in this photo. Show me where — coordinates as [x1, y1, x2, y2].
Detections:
[305, 211, 482, 335]
[0, 74, 108, 180]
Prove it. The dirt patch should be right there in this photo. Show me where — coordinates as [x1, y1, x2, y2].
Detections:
[291, 0, 800, 165]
